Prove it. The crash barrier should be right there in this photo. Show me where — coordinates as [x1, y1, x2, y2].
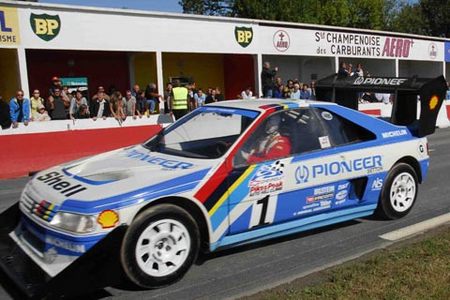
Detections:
[0, 115, 173, 179]
[358, 100, 450, 129]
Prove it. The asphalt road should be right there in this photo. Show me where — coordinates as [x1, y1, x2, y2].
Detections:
[1, 128, 449, 300]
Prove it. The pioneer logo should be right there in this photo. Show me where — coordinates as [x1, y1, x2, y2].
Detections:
[37, 171, 87, 197]
[353, 77, 407, 86]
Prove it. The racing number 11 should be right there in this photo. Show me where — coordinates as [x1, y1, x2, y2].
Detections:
[249, 195, 277, 228]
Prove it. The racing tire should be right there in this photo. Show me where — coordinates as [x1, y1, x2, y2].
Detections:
[121, 204, 200, 288]
[376, 163, 418, 220]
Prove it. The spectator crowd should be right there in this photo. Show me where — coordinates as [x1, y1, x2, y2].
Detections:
[2, 66, 449, 130]
[0, 76, 227, 129]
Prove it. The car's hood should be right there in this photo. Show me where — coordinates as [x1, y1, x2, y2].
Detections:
[25, 145, 216, 210]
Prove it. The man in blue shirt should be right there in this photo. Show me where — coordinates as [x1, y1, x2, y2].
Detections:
[10, 90, 30, 128]
[300, 84, 311, 99]
[194, 89, 206, 107]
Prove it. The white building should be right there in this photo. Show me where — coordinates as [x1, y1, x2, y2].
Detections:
[0, 0, 448, 101]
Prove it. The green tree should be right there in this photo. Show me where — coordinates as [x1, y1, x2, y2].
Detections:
[179, 0, 448, 37]
[390, 3, 429, 35]
[419, 0, 449, 37]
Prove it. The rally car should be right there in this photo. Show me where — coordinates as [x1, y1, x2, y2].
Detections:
[0, 75, 446, 298]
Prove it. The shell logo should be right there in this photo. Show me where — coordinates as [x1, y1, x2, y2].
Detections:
[97, 210, 119, 229]
[429, 95, 439, 110]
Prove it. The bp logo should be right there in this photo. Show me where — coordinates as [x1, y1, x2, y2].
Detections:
[234, 26, 253, 48]
[30, 13, 61, 41]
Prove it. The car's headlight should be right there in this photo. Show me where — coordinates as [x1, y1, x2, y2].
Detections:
[50, 212, 96, 233]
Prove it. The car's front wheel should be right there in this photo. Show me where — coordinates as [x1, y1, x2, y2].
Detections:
[376, 163, 418, 220]
[121, 204, 200, 288]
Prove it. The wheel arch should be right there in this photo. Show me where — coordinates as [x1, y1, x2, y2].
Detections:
[133, 197, 212, 252]
[393, 156, 422, 183]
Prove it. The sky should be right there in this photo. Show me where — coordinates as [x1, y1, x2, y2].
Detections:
[39, 0, 183, 13]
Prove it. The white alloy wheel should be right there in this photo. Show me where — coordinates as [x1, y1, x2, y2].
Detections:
[389, 172, 416, 213]
[135, 219, 191, 277]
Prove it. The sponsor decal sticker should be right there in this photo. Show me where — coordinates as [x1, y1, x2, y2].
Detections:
[273, 30, 290, 52]
[0, 6, 20, 45]
[338, 182, 350, 190]
[381, 129, 408, 138]
[97, 210, 119, 229]
[372, 178, 383, 191]
[335, 189, 348, 201]
[295, 165, 310, 183]
[234, 26, 253, 48]
[353, 77, 407, 86]
[296, 155, 383, 183]
[37, 171, 87, 197]
[249, 161, 284, 196]
[429, 95, 439, 110]
[306, 185, 335, 204]
[126, 149, 194, 169]
[319, 136, 331, 149]
[45, 236, 86, 253]
[419, 144, 425, 153]
[30, 13, 61, 41]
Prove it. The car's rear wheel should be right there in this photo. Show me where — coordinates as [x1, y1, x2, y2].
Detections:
[121, 204, 200, 288]
[376, 163, 418, 220]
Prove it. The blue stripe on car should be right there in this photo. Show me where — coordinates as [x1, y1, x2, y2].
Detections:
[59, 168, 210, 214]
[210, 204, 377, 251]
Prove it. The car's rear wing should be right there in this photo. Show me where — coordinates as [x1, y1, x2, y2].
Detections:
[316, 74, 447, 137]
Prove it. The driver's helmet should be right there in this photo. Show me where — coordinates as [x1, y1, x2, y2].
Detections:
[265, 113, 281, 135]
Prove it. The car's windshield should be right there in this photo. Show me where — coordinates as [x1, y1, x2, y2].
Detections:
[143, 106, 259, 159]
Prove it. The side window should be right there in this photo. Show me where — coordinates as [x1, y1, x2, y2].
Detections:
[315, 108, 376, 146]
[234, 111, 294, 166]
[287, 108, 327, 154]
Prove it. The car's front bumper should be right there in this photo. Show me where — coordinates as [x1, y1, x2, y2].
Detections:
[0, 203, 128, 299]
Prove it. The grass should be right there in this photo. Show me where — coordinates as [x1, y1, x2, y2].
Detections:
[243, 226, 450, 300]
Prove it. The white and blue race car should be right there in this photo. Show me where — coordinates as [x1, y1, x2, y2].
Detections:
[0, 75, 446, 298]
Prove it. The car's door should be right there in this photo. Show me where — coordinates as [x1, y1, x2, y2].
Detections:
[227, 111, 295, 234]
[227, 107, 378, 235]
[277, 107, 379, 222]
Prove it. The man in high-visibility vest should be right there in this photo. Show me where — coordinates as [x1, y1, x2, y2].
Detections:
[171, 80, 189, 120]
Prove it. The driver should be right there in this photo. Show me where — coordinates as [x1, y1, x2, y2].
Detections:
[242, 113, 292, 164]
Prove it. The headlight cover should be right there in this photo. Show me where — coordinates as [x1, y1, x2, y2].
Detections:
[50, 212, 96, 233]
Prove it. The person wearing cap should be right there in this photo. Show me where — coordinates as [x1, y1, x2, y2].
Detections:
[9, 90, 31, 128]
[33, 103, 51, 121]
[30, 89, 45, 118]
[69, 89, 89, 119]
[49, 76, 62, 96]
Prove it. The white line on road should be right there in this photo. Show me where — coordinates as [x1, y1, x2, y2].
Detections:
[379, 213, 450, 241]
